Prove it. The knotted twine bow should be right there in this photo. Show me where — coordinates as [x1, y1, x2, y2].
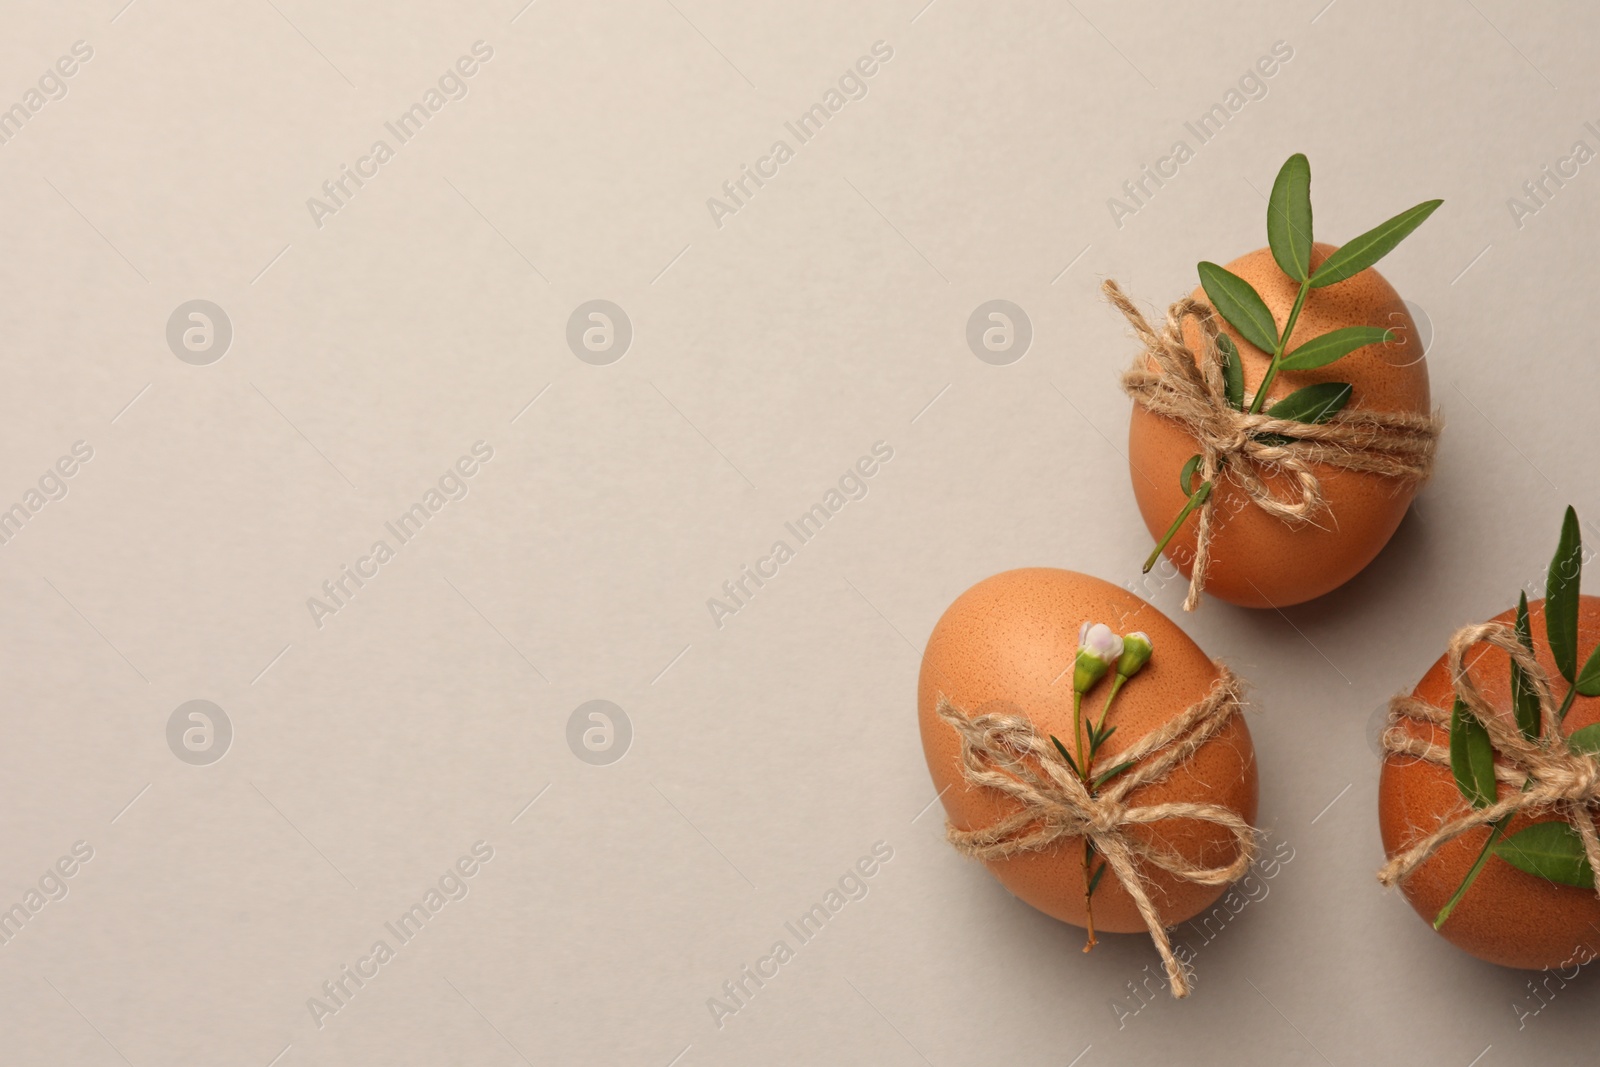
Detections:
[1377, 622, 1600, 895]
[936, 664, 1257, 998]
[1103, 279, 1442, 612]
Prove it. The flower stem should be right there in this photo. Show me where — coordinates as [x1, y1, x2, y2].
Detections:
[1095, 675, 1127, 739]
[1143, 481, 1212, 573]
[1072, 688, 1102, 951]
[1248, 278, 1310, 414]
[1072, 691, 1085, 769]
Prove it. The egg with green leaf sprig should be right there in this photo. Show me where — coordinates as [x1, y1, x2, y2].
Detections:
[1130, 153, 1441, 608]
[1380, 509, 1600, 968]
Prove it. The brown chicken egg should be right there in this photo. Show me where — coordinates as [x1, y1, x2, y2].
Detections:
[1379, 595, 1600, 969]
[1128, 243, 1432, 608]
[917, 567, 1257, 932]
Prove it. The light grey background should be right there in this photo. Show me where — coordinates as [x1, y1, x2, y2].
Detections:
[0, 0, 1594, 1063]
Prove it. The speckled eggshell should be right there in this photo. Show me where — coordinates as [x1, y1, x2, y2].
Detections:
[1378, 595, 1600, 969]
[1128, 243, 1432, 608]
[917, 568, 1258, 932]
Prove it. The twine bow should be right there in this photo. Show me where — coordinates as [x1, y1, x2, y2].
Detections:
[936, 664, 1257, 998]
[1378, 622, 1600, 894]
[1103, 279, 1442, 611]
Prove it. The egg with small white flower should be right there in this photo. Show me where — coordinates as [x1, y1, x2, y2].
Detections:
[917, 568, 1257, 932]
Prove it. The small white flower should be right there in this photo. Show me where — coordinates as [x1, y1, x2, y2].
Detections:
[1074, 622, 1124, 693]
[1081, 622, 1124, 661]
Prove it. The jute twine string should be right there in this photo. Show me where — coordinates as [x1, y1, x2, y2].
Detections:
[936, 664, 1257, 998]
[1377, 622, 1600, 895]
[1103, 279, 1443, 611]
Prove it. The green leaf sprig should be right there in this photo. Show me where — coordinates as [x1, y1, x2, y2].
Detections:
[1143, 153, 1442, 574]
[1435, 507, 1600, 927]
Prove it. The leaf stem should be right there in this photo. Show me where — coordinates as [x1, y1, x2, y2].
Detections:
[1433, 813, 1511, 930]
[1144, 481, 1212, 572]
[1558, 685, 1578, 724]
[1248, 278, 1311, 414]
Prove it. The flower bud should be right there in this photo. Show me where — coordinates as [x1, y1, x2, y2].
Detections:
[1074, 622, 1124, 693]
[1116, 632, 1153, 679]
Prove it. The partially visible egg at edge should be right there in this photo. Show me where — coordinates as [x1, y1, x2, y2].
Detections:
[1378, 595, 1600, 969]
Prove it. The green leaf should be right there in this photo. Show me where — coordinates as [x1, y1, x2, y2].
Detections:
[1179, 454, 1202, 496]
[1547, 506, 1582, 685]
[1449, 697, 1497, 809]
[1566, 723, 1600, 755]
[1087, 860, 1107, 898]
[1578, 644, 1600, 697]
[1267, 153, 1314, 282]
[1493, 821, 1596, 888]
[1278, 326, 1394, 372]
[1512, 592, 1540, 740]
[1092, 760, 1136, 791]
[1216, 333, 1244, 411]
[1197, 261, 1278, 354]
[1264, 382, 1352, 426]
[1309, 199, 1443, 289]
[1089, 724, 1117, 757]
[1050, 734, 1081, 778]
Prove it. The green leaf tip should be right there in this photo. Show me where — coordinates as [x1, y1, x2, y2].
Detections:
[1197, 261, 1278, 355]
[1264, 382, 1352, 425]
[1309, 199, 1443, 289]
[1278, 325, 1395, 372]
[1267, 153, 1313, 282]
[1512, 592, 1541, 740]
[1493, 822, 1596, 889]
[1547, 505, 1581, 685]
[1050, 734, 1081, 778]
[1448, 697, 1497, 810]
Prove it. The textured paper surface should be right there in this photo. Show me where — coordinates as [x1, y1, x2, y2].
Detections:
[0, 1, 1595, 1063]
